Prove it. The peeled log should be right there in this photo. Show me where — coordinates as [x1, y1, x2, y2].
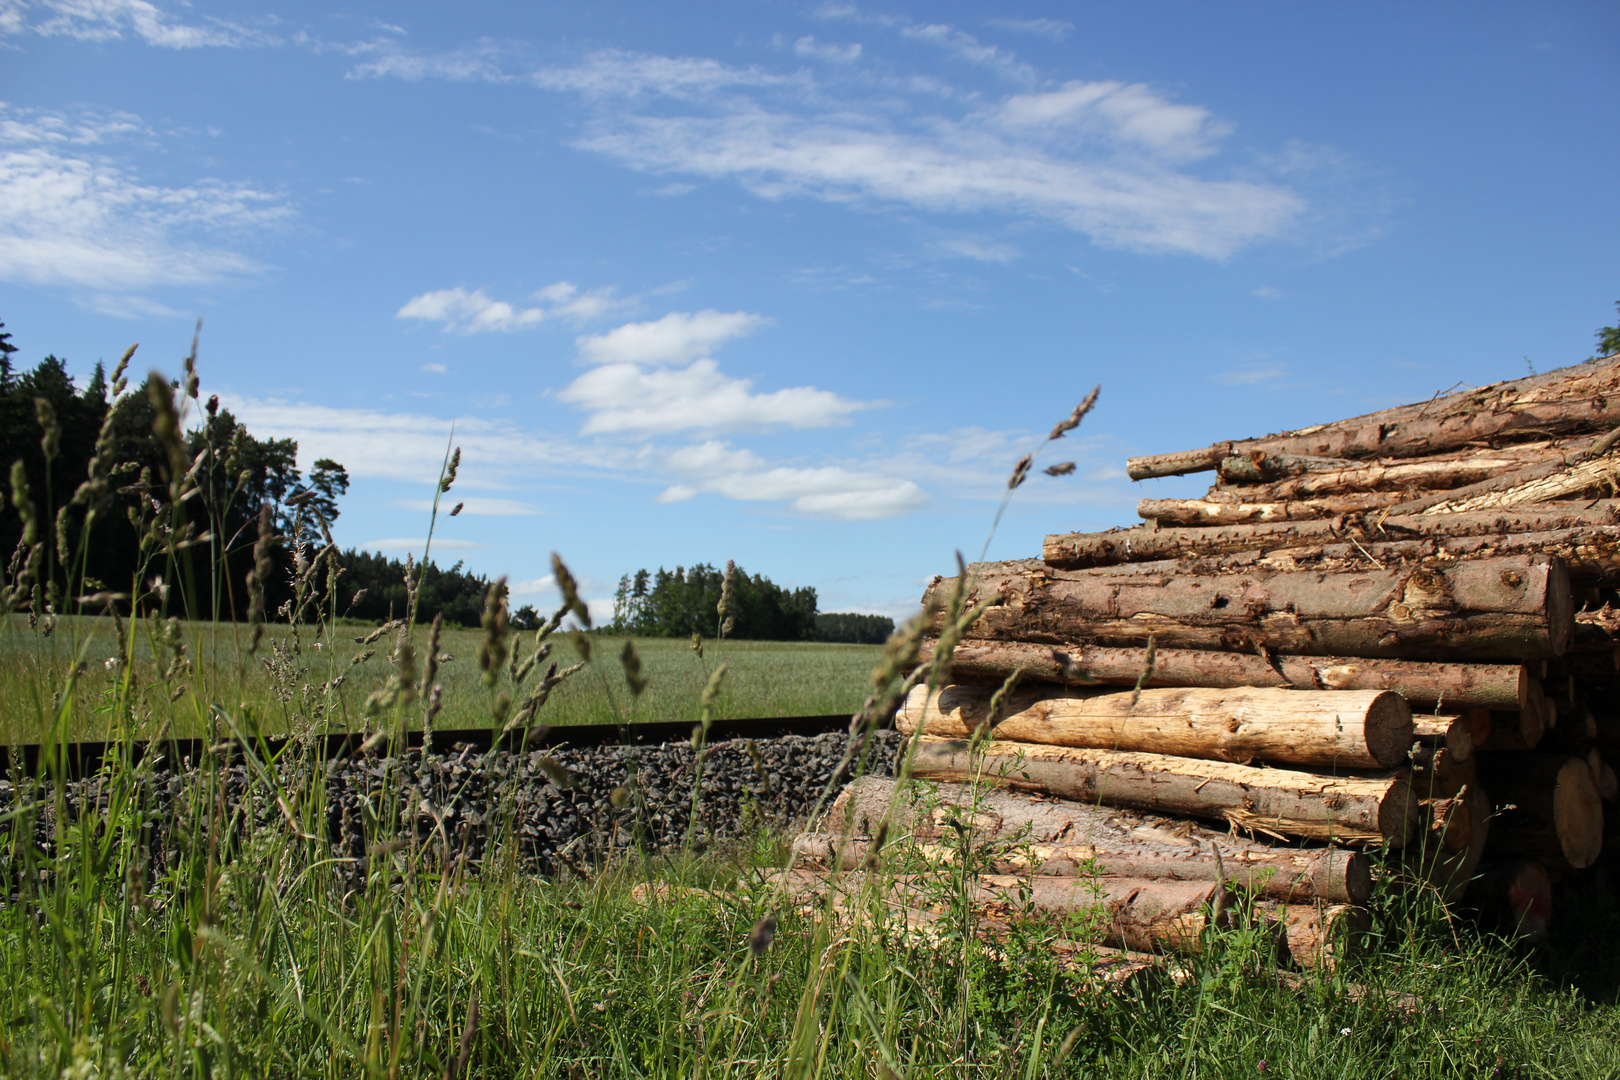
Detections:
[1425, 452, 1620, 514]
[896, 683, 1413, 769]
[917, 639, 1527, 712]
[1139, 494, 1405, 526]
[910, 737, 1419, 847]
[819, 776, 1373, 905]
[1476, 755, 1604, 870]
[1218, 447, 1573, 502]
[925, 555, 1573, 661]
[1125, 354, 1620, 480]
[1042, 503, 1620, 572]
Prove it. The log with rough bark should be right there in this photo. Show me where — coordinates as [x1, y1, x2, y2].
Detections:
[1422, 791, 1473, 853]
[1125, 354, 1620, 480]
[818, 776, 1373, 904]
[1473, 861, 1553, 942]
[1425, 783, 1492, 904]
[909, 737, 1420, 846]
[925, 555, 1574, 661]
[916, 639, 1528, 712]
[895, 683, 1413, 769]
[1138, 494, 1407, 526]
[1273, 903, 1368, 971]
[1042, 503, 1620, 571]
[1475, 754, 1604, 870]
[770, 868, 1232, 954]
[1476, 701, 1546, 753]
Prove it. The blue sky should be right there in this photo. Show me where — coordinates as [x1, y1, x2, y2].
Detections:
[2, 1, 1617, 619]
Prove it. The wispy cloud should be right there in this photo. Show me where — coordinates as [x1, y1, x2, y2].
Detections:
[663, 439, 928, 520]
[986, 17, 1073, 41]
[395, 497, 540, 516]
[1213, 365, 1286, 386]
[0, 105, 291, 304]
[559, 358, 870, 435]
[397, 281, 627, 333]
[2, 0, 275, 48]
[361, 537, 483, 552]
[575, 309, 769, 364]
[793, 35, 862, 64]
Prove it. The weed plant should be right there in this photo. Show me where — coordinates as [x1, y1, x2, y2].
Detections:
[0, 351, 1618, 1078]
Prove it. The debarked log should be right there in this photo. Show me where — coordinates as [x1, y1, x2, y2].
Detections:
[924, 554, 1573, 660]
[895, 683, 1413, 769]
[1138, 494, 1407, 526]
[1041, 503, 1620, 571]
[909, 737, 1420, 847]
[817, 776, 1372, 905]
[915, 638, 1528, 712]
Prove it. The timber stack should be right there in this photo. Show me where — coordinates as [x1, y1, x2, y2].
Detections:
[788, 351, 1620, 965]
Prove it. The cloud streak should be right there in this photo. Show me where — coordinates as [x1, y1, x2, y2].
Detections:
[397, 282, 625, 333]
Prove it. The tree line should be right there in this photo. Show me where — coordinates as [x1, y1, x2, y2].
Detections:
[0, 321, 493, 627]
[608, 563, 895, 643]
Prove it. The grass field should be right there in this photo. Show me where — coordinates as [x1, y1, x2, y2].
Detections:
[0, 614, 881, 744]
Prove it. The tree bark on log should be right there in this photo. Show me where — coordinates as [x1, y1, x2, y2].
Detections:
[1406, 746, 1475, 800]
[895, 683, 1413, 769]
[1043, 503, 1620, 572]
[1476, 754, 1604, 870]
[1125, 354, 1620, 480]
[819, 776, 1373, 905]
[1272, 903, 1368, 971]
[916, 639, 1528, 712]
[925, 555, 1573, 661]
[1139, 494, 1407, 526]
[1411, 713, 1476, 762]
[1422, 792, 1473, 853]
[909, 737, 1420, 847]
[1422, 453, 1620, 514]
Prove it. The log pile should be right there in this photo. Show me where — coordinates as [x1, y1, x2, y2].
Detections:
[791, 353, 1620, 962]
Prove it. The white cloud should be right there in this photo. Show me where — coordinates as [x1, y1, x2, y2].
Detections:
[655, 484, 698, 503]
[665, 439, 928, 520]
[575, 309, 769, 365]
[362, 537, 483, 552]
[794, 35, 862, 63]
[938, 235, 1018, 262]
[558, 358, 869, 435]
[508, 575, 557, 596]
[397, 281, 624, 334]
[395, 497, 539, 516]
[901, 23, 1036, 85]
[0, 105, 290, 297]
[1213, 365, 1286, 386]
[994, 80, 1231, 162]
[986, 17, 1073, 41]
[421, 363, 447, 374]
[4, 0, 272, 48]
[222, 395, 631, 488]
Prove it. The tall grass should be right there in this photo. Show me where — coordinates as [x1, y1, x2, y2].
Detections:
[2, 353, 1618, 1079]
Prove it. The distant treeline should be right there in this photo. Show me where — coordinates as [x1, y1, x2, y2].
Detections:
[611, 564, 818, 641]
[0, 321, 496, 626]
[815, 612, 895, 644]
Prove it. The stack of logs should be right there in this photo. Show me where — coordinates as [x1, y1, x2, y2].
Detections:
[790, 351, 1620, 966]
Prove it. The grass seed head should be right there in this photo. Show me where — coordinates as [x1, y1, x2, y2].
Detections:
[109, 343, 136, 397]
[439, 446, 461, 494]
[1047, 385, 1100, 441]
[619, 637, 647, 696]
[477, 576, 510, 686]
[748, 914, 777, 955]
[1044, 461, 1077, 477]
[34, 397, 59, 463]
[551, 552, 591, 629]
[718, 559, 737, 638]
[1007, 453, 1032, 490]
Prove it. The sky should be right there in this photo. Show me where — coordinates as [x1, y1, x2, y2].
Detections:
[1, 1, 1617, 621]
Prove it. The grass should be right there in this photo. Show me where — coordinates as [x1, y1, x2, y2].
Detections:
[4, 362, 1620, 1077]
[0, 614, 880, 743]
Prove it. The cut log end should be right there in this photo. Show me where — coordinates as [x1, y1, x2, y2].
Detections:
[1554, 757, 1604, 869]
[1343, 854, 1374, 907]
[1380, 781, 1422, 849]
[1367, 690, 1417, 768]
[1548, 557, 1574, 657]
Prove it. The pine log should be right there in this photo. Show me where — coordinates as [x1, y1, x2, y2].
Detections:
[1139, 494, 1407, 526]
[1424, 452, 1620, 514]
[1422, 791, 1473, 853]
[1217, 447, 1572, 502]
[896, 683, 1413, 769]
[1274, 903, 1368, 971]
[1125, 354, 1620, 480]
[1043, 503, 1620, 571]
[1588, 748, 1619, 801]
[818, 776, 1373, 904]
[1428, 783, 1492, 903]
[1476, 754, 1604, 870]
[1473, 861, 1553, 942]
[1411, 713, 1477, 762]
[1476, 697, 1546, 753]
[926, 555, 1574, 661]
[909, 737, 1419, 846]
[916, 639, 1528, 712]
